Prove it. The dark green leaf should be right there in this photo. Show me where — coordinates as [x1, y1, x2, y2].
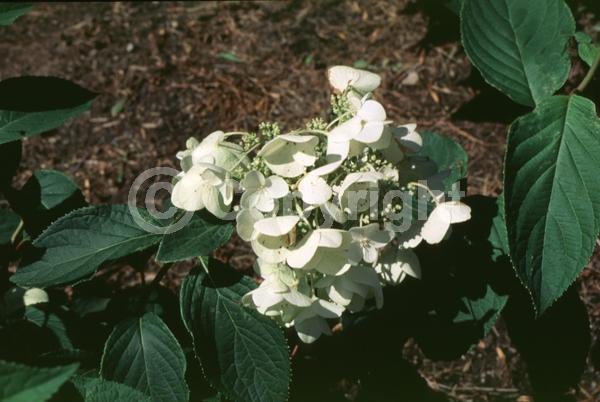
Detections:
[156, 213, 233, 262]
[461, 0, 575, 106]
[0, 4, 32, 26]
[25, 306, 74, 351]
[0, 77, 96, 145]
[414, 130, 468, 191]
[0, 209, 19, 246]
[414, 196, 512, 359]
[11, 205, 163, 288]
[9, 170, 87, 238]
[70, 376, 153, 402]
[100, 312, 188, 402]
[0, 360, 78, 402]
[0, 140, 21, 189]
[180, 260, 290, 402]
[504, 95, 600, 313]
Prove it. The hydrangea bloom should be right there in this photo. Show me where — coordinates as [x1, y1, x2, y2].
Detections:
[171, 65, 471, 343]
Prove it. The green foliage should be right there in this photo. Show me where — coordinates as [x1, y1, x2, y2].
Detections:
[461, 0, 575, 106]
[0, 360, 78, 402]
[25, 306, 74, 351]
[0, 4, 32, 26]
[180, 260, 290, 402]
[413, 196, 511, 359]
[0, 209, 19, 246]
[504, 95, 600, 313]
[70, 377, 153, 402]
[574, 31, 600, 68]
[156, 213, 233, 262]
[11, 205, 163, 288]
[416, 130, 468, 190]
[0, 77, 96, 145]
[9, 169, 87, 238]
[100, 312, 189, 402]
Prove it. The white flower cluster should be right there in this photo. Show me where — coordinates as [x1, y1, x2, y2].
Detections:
[171, 66, 471, 343]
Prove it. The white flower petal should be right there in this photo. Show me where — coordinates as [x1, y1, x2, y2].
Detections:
[202, 186, 230, 219]
[295, 316, 330, 344]
[254, 216, 299, 237]
[355, 121, 385, 143]
[242, 170, 266, 191]
[421, 202, 471, 244]
[315, 299, 345, 318]
[282, 289, 313, 307]
[321, 201, 347, 224]
[298, 175, 332, 205]
[171, 168, 206, 212]
[236, 208, 264, 241]
[357, 100, 386, 121]
[251, 234, 289, 263]
[328, 117, 361, 143]
[287, 231, 321, 268]
[265, 176, 289, 199]
[327, 65, 361, 93]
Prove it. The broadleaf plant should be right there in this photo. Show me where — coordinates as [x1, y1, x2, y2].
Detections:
[2, 2, 600, 400]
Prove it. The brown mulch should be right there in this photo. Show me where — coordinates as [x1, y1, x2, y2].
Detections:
[1, 2, 599, 401]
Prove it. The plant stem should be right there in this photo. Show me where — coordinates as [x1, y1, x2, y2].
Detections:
[150, 262, 173, 287]
[576, 52, 600, 93]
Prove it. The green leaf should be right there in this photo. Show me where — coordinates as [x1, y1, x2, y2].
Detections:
[70, 376, 153, 402]
[9, 170, 87, 238]
[574, 31, 600, 68]
[0, 77, 96, 145]
[0, 4, 32, 26]
[489, 193, 510, 262]
[156, 213, 233, 262]
[415, 130, 468, 190]
[0, 209, 19, 246]
[180, 260, 290, 402]
[217, 52, 241, 63]
[460, 0, 575, 106]
[11, 205, 163, 288]
[0, 360, 78, 402]
[414, 196, 511, 359]
[100, 312, 188, 402]
[504, 95, 600, 313]
[25, 306, 74, 350]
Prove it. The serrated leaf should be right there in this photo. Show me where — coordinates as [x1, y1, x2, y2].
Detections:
[100, 312, 188, 402]
[504, 95, 600, 313]
[0, 360, 78, 402]
[461, 0, 575, 106]
[11, 205, 163, 288]
[574, 31, 600, 68]
[70, 376, 153, 402]
[0, 77, 96, 145]
[156, 213, 233, 262]
[180, 260, 290, 402]
[0, 4, 32, 26]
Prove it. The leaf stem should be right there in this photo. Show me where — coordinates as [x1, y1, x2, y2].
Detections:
[576, 52, 600, 93]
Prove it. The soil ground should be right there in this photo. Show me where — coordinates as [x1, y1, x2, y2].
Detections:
[1, 2, 599, 401]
